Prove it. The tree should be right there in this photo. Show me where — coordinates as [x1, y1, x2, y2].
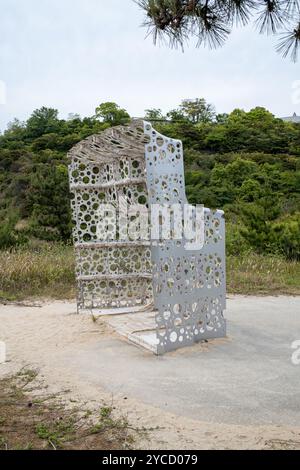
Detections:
[238, 179, 262, 202]
[26, 107, 60, 139]
[67, 113, 81, 121]
[240, 190, 281, 253]
[0, 212, 27, 249]
[136, 0, 300, 61]
[179, 98, 215, 123]
[6, 119, 26, 134]
[2, 119, 26, 146]
[95, 102, 130, 126]
[272, 213, 300, 260]
[216, 113, 229, 124]
[28, 164, 72, 241]
[204, 107, 298, 153]
[144, 108, 165, 120]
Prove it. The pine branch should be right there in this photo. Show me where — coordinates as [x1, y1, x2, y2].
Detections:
[135, 0, 300, 60]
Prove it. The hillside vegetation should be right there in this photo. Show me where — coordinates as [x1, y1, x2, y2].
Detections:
[1, 243, 299, 301]
[1, 102, 299, 263]
[0, 101, 299, 299]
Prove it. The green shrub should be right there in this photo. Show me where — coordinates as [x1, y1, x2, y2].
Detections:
[0, 215, 27, 250]
[271, 214, 300, 260]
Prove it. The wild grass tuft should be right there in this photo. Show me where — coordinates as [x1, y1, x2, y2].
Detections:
[0, 242, 76, 301]
[0, 242, 299, 301]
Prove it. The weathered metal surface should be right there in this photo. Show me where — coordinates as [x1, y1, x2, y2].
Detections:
[143, 122, 226, 354]
[68, 120, 226, 353]
[68, 121, 153, 312]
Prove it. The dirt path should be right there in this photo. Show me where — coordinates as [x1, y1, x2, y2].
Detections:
[1, 297, 300, 450]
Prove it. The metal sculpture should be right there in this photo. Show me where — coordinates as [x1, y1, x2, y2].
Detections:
[68, 120, 226, 354]
[68, 122, 152, 313]
[144, 122, 226, 353]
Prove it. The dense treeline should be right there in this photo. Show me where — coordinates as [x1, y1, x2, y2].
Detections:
[0, 101, 299, 260]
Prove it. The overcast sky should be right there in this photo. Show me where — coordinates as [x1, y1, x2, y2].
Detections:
[0, 0, 299, 131]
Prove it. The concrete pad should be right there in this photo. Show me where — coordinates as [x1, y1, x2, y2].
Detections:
[104, 309, 158, 353]
[64, 295, 300, 427]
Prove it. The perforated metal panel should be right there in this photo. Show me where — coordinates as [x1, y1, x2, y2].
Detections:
[68, 120, 226, 354]
[144, 122, 226, 354]
[68, 122, 153, 312]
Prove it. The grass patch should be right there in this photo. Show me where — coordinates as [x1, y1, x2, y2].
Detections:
[0, 242, 76, 301]
[0, 243, 299, 301]
[0, 369, 141, 450]
[264, 439, 300, 450]
[227, 253, 300, 295]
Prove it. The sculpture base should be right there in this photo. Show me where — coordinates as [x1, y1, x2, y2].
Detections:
[91, 308, 226, 355]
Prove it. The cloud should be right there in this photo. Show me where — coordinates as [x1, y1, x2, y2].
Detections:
[0, 0, 299, 130]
